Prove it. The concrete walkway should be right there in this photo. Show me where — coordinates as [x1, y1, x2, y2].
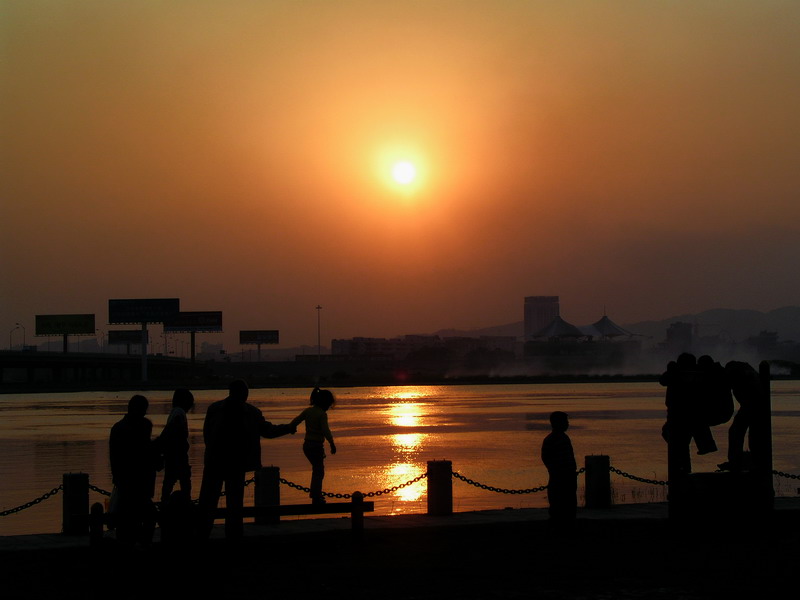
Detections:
[3, 497, 798, 552]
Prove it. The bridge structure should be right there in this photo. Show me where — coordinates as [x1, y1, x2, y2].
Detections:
[0, 350, 205, 391]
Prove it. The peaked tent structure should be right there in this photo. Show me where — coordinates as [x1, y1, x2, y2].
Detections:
[534, 316, 585, 339]
[589, 315, 633, 339]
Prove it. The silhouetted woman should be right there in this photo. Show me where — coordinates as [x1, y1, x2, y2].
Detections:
[156, 388, 194, 503]
[290, 388, 337, 504]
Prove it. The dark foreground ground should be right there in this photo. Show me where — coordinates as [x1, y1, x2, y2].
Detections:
[1, 510, 797, 600]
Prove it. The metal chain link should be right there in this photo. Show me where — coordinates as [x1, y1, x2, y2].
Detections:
[774, 470, 800, 480]
[609, 466, 668, 486]
[88, 484, 112, 497]
[452, 470, 548, 494]
[280, 473, 428, 499]
[0, 485, 63, 517]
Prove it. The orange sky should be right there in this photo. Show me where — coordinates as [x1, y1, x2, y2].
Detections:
[2, 1, 799, 350]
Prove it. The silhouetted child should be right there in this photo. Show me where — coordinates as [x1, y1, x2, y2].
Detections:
[541, 411, 577, 529]
[157, 388, 194, 504]
[290, 388, 337, 504]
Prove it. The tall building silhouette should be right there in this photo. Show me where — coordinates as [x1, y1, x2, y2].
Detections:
[524, 296, 560, 339]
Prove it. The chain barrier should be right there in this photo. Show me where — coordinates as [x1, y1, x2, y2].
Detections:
[0, 485, 63, 517]
[5, 466, 799, 517]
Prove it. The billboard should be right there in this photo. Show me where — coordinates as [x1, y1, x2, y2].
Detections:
[108, 330, 148, 345]
[163, 311, 223, 333]
[239, 330, 279, 344]
[36, 314, 96, 336]
[108, 298, 180, 324]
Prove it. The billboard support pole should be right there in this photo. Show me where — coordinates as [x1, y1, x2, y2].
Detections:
[141, 322, 148, 382]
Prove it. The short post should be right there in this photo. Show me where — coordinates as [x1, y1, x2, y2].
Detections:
[427, 460, 453, 516]
[751, 361, 774, 513]
[89, 502, 105, 546]
[255, 466, 281, 525]
[351, 491, 365, 537]
[62, 472, 89, 535]
[584, 455, 611, 509]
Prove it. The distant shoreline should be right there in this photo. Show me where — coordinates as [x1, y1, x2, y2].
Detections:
[2, 372, 797, 395]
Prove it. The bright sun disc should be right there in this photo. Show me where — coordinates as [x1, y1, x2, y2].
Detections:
[391, 161, 417, 185]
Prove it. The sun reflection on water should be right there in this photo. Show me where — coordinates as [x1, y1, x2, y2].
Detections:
[389, 403, 423, 428]
[392, 432, 425, 451]
[386, 462, 426, 503]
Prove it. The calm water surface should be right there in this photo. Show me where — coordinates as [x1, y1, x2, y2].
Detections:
[2, 381, 799, 535]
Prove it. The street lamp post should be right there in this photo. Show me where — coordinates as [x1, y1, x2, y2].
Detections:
[316, 305, 322, 361]
[16, 323, 25, 348]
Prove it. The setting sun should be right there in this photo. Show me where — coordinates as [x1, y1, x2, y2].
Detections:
[391, 161, 417, 185]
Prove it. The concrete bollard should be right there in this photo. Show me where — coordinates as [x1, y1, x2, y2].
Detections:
[255, 466, 281, 525]
[427, 460, 453, 516]
[351, 491, 365, 537]
[89, 502, 105, 546]
[584, 455, 611, 509]
[62, 472, 89, 535]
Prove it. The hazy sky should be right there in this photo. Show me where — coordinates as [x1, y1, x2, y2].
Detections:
[2, 1, 799, 350]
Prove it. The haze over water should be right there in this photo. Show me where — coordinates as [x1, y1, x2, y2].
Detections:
[2, 381, 800, 536]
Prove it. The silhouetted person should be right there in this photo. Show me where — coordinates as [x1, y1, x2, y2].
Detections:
[660, 353, 717, 481]
[157, 388, 194, 504]
[719, 361, 760, 471]
[290, 388, 337, 504]
[198, 379, 295, 540]
[541, 411, 577, 528]
[697, 354, 734, 429]
[109, 394, 160, 545]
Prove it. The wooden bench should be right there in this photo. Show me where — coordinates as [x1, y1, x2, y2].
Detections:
[89, 497, 374, 546]
[215, 497, 375, 532]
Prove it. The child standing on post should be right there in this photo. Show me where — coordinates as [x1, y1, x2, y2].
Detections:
[291, 388, 337, 504]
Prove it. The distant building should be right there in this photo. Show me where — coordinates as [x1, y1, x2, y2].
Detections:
[524, 296, 560, 340]
[665, 322, 693, 354]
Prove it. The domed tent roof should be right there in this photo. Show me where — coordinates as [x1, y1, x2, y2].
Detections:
[589, 315, 632, 338]
[534, 316, 585, 338]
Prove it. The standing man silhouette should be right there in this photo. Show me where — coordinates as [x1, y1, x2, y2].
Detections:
[109, 394, 160, 545]
[541, 411, 577, 529]
[198, 380, 295, 540]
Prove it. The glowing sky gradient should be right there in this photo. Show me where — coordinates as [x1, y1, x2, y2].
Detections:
[2, 1, 799, 350]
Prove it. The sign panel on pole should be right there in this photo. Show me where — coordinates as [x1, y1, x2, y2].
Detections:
[108, 330, 148, 345]
[163, 311, 223, 333]
[239, 330, 279, 344]
[108, 298, 180, 324]
[35, 314, 96, 336]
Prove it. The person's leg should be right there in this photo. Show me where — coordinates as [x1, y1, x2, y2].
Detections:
[197, 467, 223, 539]
[303, 441, 326, 503]
[224, 471, 245, 540]
[161, 469, 177, 505]
[178, 461, 192, 499]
